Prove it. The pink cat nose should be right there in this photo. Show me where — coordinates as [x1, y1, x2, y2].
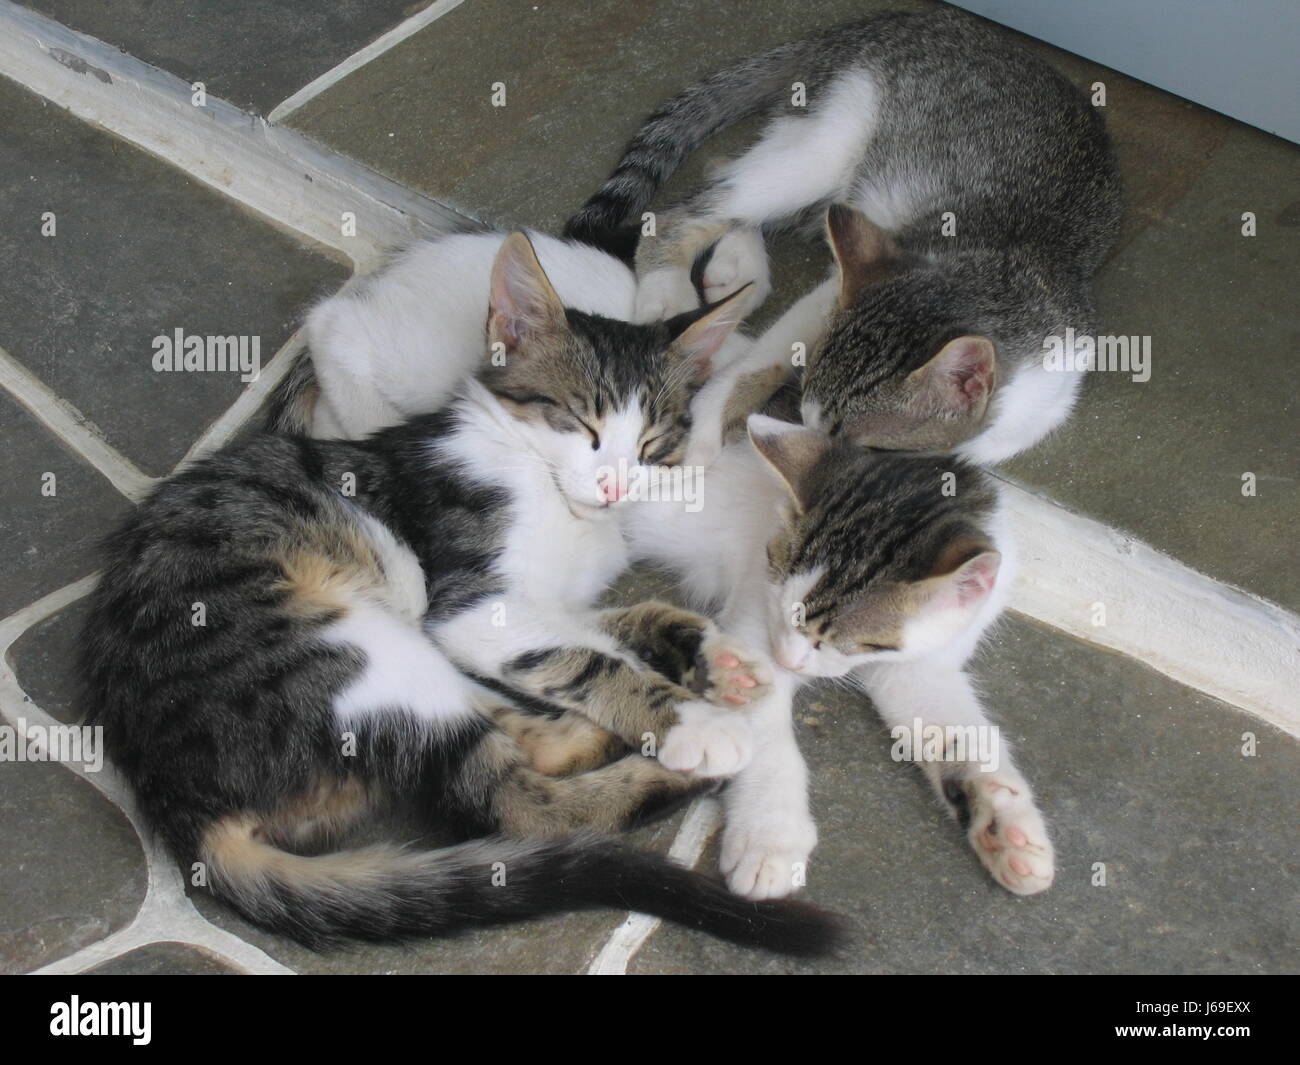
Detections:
[597, 473, 624, 503]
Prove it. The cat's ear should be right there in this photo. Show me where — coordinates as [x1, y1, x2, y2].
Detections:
[826, 204, 899, 307]
[488, 232, 569, 357]
[922, 538, 1001, 611]
[907, 335, 997, 419]
[746, 413, 832, 510]
[667, 284, 751, 383]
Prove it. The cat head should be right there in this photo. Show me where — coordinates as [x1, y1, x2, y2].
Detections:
[747, 414, 1003, 677]
[800, 205, 999, 452]
[480, 232, 745, 517]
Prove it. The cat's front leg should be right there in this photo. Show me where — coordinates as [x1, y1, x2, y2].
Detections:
[597, 600, 773, 705]
[594, 601, 774, 776]
[718, 670, 819, 900]
[857, 658, 1055, 896]
[436, 601, 757, 777]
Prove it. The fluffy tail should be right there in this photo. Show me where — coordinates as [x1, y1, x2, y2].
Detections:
[263, 349, 319, 435]
[202, 817, 844, 957]
[563, 36, 822, 253]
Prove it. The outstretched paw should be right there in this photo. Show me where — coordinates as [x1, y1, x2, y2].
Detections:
[658, 700, 752, 777]
[720, 806, 818, 900]
[634, 268, 699, 322]
[692, 634, 774, 707]
[963, 771, 1055, 896]
[703, 227, 771, 314]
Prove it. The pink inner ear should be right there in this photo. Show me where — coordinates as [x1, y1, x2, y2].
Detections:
[936, 338, 994, 412]
[954, 552, 999, 606]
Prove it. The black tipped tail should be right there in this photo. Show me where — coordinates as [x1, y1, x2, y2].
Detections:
[563, 37, 821, 253]
[202, 817, 844, 957]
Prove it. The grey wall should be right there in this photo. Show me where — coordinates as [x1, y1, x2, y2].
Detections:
[950, 0, 1299, 143]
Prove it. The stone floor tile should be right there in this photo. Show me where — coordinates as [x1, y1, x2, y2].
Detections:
[0, 77, 348, 478]
[0, 760, 146, 973]
[0, 393, 129, 618]
[19, 0, 434, 114]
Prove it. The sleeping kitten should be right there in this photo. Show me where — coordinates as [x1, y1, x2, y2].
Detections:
[565, 8, 1123, 465]
[80, 233, 843, 954]
[288, 229, 1052, 902]
[628, 416, 1054, 900]
[269, 228, 760, 439]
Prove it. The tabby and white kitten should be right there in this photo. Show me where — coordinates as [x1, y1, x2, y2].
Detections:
[291, 230, 1053, 902]
[565, 8, 1123, 466]
[80, 233, 844, 955]
[628, 415, 1054, 900]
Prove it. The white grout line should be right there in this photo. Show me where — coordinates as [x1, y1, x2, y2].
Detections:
[0, 344, 155, 502]
[1000, 481, 1300, 736]
[0, 579, 295, 975]
[587, 798, 722, 975]
[268, 0, 469, 123]
[0, 0, 474, 273]
[176, 330, 304, 467]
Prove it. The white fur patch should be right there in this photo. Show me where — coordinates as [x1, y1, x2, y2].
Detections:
[322, 601, 476, 725]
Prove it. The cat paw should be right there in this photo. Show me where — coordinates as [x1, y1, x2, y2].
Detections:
[693, 634, 773, 707]
[720, 808, 818, 900]
[658, 700, 752, 777]
[965, 771, 1055, 896]
[703, 228, 771, 313]
[634, 269, 699, 322]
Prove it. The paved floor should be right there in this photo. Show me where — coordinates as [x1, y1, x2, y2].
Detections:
[0, 0, 1296, 974]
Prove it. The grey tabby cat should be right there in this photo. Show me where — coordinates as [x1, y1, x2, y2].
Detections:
[566, 8, 1123, 466]
[78, 234, 842, 954]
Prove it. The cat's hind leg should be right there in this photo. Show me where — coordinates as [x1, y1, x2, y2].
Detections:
[485, 704, 628, 776]
[856, 658, 1055, 896]
[450, 723, 703, 838]
[635, 71, 874, 324]
[701, 227, 771, 312]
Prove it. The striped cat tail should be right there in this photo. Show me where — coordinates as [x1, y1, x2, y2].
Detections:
[201, 816, 845, 957]
[563, 36, 822, 254]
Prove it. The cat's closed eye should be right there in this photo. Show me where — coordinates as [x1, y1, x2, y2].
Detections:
[568, 408, 601, 448]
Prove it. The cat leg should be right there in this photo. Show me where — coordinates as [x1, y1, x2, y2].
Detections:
[634, 209, 732, 321]
[485, 704, 627, 776]
[435, 601, 760, 777]
[685, 275, 838, 470]
[701, 227, 772, 310]
[856, 658, 1055, 896]
[694, 577, 818, 901]
[597, 600, 773, 706]
[259, 774, 378, 852]
[635, 72, 869, 325]
[450, 726, 702, 838]
[717, 669, 819, 900]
